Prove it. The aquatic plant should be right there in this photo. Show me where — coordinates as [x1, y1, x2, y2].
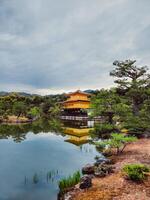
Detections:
[58, 171, 81, 192]
[33, 173, 39, 184]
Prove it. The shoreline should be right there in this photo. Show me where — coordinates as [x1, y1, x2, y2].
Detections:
[66, 138, 150, 200]
[0, 115, 39, 125]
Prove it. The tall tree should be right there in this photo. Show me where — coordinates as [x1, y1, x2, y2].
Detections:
[110, 60, 150, 116]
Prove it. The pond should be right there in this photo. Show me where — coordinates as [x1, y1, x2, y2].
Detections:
[0, 119, 100, 200]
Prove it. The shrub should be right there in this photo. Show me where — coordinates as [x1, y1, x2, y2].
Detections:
[91, 123, 117, 136]
[123, 164, 150, 181]
[58, 171, 81, 192]
[95, 133, 137, 155]
[124, 116, 148, 137]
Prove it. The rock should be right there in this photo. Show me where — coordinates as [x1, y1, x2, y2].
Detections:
[94, 164, 114, 177]
[143, 130, 150, 138]
[82, 164, 95, 174]
[64, 188, 79, 200]
[79, 175, 92, 189]
[94, 157, 111, 166]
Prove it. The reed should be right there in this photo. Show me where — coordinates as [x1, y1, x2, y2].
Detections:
[33, 173, 39, 184]
[58, 171, 81, 192]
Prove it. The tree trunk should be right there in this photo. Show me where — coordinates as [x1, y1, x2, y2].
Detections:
[108, 113, 113, 124]
[17, 113, 21, 119]
[132, 99, 139, 116]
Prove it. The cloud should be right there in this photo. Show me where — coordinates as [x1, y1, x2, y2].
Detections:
[0, 0, 150, 95]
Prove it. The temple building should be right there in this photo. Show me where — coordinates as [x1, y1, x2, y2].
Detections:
[62, 90, 92, 116]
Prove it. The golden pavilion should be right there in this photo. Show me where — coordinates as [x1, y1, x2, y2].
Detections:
[62, 90, 92, 117]
[63, 90, 91, 109]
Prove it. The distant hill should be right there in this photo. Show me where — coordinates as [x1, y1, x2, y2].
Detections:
[0, 91, 40, 97]
[0, 92, 9, 96]
[84, 89, 96, 94]
[0, 89, 97, 97]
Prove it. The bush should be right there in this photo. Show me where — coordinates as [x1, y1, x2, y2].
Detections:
[91, 123, 117, 135]
[58, 171, 81, 192]
[124, 116, 148, 137]
[123, 164, 150, 181]
[95, 133, 137, 155]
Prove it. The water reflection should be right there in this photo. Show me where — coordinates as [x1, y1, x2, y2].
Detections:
[62, 120, 94, 146]
[0, 119, 63, 142]
[0, 119, 94, 145]
[0, 119, 98, 200]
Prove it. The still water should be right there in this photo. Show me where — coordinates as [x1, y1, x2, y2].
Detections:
[0, 119, 99, 200]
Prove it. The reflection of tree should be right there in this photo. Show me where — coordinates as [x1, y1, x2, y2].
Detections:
[0, 118, 63, 143]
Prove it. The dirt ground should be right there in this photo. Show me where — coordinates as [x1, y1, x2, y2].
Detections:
[73, 139, 150, 200]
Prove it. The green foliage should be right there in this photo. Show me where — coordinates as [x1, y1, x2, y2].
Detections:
[123, 164, 150, 181]
[28, 107, 41, 119]
[12, 101, 27, 118]
[91, 89, 121, 124]
[0, 93, 63, 121]
[91, 123, 117, 139]
[124, 115, 149, 136]
[94, 123, 117, 134]
[91, 60, 150, 138]
[0, 101, 5, 116]
[48, 104, 60, 117]
[95, 133, 137, 154]
[110, 60, 150, 116]
[58, 171, 81, 192]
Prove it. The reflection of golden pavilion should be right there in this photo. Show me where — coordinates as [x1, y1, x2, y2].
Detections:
[64, 127, 93, 137]
[65, 135, 89, 146]
[64, 127, 93, 146]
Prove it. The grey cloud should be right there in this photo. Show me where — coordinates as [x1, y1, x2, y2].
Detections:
[0, 0, 150, 94]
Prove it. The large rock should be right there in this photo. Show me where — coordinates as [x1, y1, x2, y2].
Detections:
[94, 164, 114, 177]
[94, 157, 111, 166]
[79, 175, 92, 189]
[82, 164, 95, 174]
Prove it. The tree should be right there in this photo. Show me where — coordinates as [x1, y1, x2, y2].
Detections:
[48, 104, 60, 117]
[28, 107, 41, 119]
[12, 101, 27, 118]
[0, 101, 5, 116]
[41, 101, 51, 116]
[110, 60, 150, 116]
[95, 133, 137, 155]
[91, 89, 130, 124]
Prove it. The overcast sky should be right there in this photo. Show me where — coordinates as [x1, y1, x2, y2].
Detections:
[0, 0, 150, 95]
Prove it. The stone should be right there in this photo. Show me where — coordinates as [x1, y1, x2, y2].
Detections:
[94, 157, 111, 166]
[143, 130, 150, 138]
[82, 164, 95, 174]
[79, 175, 92, 189]
[94, 164, 114, 177]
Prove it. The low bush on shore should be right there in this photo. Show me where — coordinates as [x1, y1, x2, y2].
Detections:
[95, 133, 137, 155]
[58, 171, 81, 192]
[123, 163, 150, 181]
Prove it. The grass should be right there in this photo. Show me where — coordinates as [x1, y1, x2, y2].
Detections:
[58, 171, 81, 192]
